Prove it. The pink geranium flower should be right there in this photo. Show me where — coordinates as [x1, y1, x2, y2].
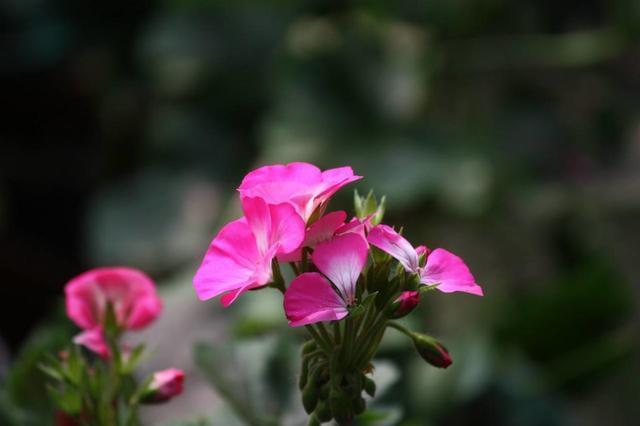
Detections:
[193, 197, 305, 306]
[142, 368, 185, 403]
[65, 267, 163, 356]
[368, 225, 483, 296]
[283, 233, 368, 326]
[238, 162, 362, 222]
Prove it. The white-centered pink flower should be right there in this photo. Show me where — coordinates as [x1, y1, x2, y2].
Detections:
[367, 225, 483, 296]
[64, 267, 163, 357]
[193, 197, 305, 306]
[238, 162, 362, 222]
[283, 233, 369, 326]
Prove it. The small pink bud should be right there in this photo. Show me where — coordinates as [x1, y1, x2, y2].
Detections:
[388, 291, 420, 319]
[412, 334, 452, 368]
[142, 368, 185, 403]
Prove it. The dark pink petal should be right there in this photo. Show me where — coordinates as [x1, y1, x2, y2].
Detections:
[143, 368, 185, 403]
[193, 218, 271, 302]
[420, 249, 483, 296]
[283, 272, 348, 327]
[367, 225, 419, 273]
[304, 211, 347, 247]
[312, 233, 368, 305]
[335, 217, 367, 240]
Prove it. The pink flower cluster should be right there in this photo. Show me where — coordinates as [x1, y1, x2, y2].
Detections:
[193, 162, 483, 325]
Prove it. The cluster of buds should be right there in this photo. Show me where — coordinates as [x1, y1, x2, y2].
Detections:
[194, 162, 483, 425]
[42, 267, 184, 425]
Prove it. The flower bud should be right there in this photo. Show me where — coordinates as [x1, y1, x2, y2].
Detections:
[363, 376, 376, 397]
[387, 291, 420, 319]
[303, 382, 319, 414]
[329, 387, 352, 424]
[354, 190, 385, 225]
[141, 368, 185, 403]
[412, 334, 452, 369]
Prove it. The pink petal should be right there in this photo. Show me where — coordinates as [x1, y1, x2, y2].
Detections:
[367, 225, 419, 273]
[241, 197, 304, 256]
[316, 167, 363, 203]
[73, 328, 110, 358]
[335, 217, 367, 240]
[193, 218, 271, 303]
[267, 202, 306, 255]
[283, 272, 348, 327]
[312, 233, 368, 305]
[238, 162, 323, 218]
[420, 249, 483, 296]
[304, 211, 347, 247]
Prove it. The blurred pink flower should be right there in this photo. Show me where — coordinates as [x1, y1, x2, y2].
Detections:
[238, 162, 362, 221]
[193, 197, 305, 306]
[368, 225, 483, 296]
[142, 368, 185, 403]
[284, 233, 368, 326]
[65, 267, 162, 355]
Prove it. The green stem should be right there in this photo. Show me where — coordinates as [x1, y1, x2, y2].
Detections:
[316, 323, 334, 347]
[387, 321, 413, 337]
[333, 321, 342, 346]
[305, 325, 332, 354]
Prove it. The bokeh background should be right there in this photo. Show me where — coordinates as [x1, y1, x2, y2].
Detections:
[1, 1, 639, 425]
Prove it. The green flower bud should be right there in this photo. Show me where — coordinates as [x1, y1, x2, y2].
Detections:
[315, 399, 333, 423]
[307, 414, 321, 426]
[303, 382, 319, 414]
[353, 396, 366, 415]
[412, 333, 452, 369]
[330, 388, 353, 425]
[364, 376, 376, 397]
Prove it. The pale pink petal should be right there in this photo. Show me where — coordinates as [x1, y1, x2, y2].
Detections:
[241, 197, 272, 255]
[73, 328, 110, 358]
[420, 248, 483, 296]
[312, 233, 368, 305]
[367, 225, 419, 273]
[193, 218, 271, 302]
[283, 272, 348, 327]
[304, 211, 347, 247]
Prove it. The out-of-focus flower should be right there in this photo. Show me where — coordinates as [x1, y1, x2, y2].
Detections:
[65, 267, 162, 355]
[141, 368, 185, 403]
[193, 197, 305, 306]
[367, 225, 483, 296]
[238, 162, 362, 222]
[284, 233, 368, 326]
